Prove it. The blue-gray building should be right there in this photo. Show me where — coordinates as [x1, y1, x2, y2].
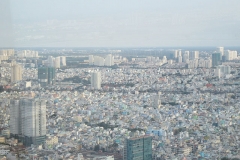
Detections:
[124, 136, 152, 160]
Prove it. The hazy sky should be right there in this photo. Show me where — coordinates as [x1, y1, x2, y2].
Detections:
[1, 0, 240, 47]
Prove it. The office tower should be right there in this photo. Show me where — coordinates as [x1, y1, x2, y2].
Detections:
[178, 56, 182, 63]
[217, 65, 231, 74]
[183, 52, 189, 63]
[91, 71, 101, 89]
[217, 47, 224, 56]
[189, 51, 199, 60]
[124, 136, 152, 160]
[212, 53, 221, 67]
[105, 54, 114, 66]
[174, 50, 178, 58]
[89, 55, 94, 65]
[94, 56, 105, 66]
[47, 67, 55, 85]
[10, 98, 46, 146]
[54, 57, 60, 68]
[47, 56, 55, 67]
[184, 51, 190, 56]
[11, 63, 22, 82]
[178, 50, 182, 57]
[215, 68, 221, 78]
[38, 67, 56, 87]
[60, 56, 66, 66]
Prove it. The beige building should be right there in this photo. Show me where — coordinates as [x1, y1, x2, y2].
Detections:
[45, 136, 58, 146]
[11, 63, 22, 82]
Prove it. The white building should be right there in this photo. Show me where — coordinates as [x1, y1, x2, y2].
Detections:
[94, 56, 105, 66]
[47, 56, 55, 67]
[217, 65, 231, 75]
[54, 57, 61, 68]
[105, 54, 114, 66]
[89, 55, 94, 65]
[215, 68, 221, 78]
[60, 56, 66, 66]
[217, 47, 224, 56]
[178, 56, 182, 63]
[91, 71, 101, 90]
[162, 56, 167, 63]
[224, 50, 238, 60]
[189, 51, 199, 60]
[10, 98, 46, 146]
[89, 55, 114, 66]
[183, 52, 189, 63]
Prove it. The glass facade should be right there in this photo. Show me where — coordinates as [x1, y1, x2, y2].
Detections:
[38, 67, 56, 87]
[212, 53, 221, 67]
[124, 136, 152, 160]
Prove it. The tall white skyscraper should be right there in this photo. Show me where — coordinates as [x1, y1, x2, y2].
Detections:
[174, 50, 178, 58]
[89, 55, 114, 66]
[10, 98, 46, 146]
[91, 71, 101, 89]
[54, 57, 61, 68]
[178, 50, 182, 57]
[11, 63, 22, 82]
[105, 54, 114, 66]
[183, 51, 189, 63]
[89, 55, 94, 65]
[217, 47, 224, 56]
[60, 56, 66, 66]
[189, 51, 199, 60]
[47, 56, 55, 67]
[94, 56, 105, 66]
[178, 56, 182, 63]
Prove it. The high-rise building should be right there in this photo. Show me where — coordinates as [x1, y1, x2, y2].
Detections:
[60, 56, 66, 66]
[47, 56, 55, 67]
[189, 51, 199, 60]
[38, 67, 56, 87]
[54, 57, 60, 68]
[10, 98, 46, 146]
[178, 50, 182, 57]
[217, 47, 224, 56]
[224, 50, 238, 60]
[91, 71, 101, 89]
[89, 55, 94, 65]
[93, 56, 105, 66]
[11, 63, 22, 82]
[212, 53, 221, 67]
[178, 56, 182, 63]
[124, 136, 152, 160]
[217, 65, 231, 75]
[105, 54, 114, 66]
[174, 50, 178, 58]
[183, 51, 189, 63]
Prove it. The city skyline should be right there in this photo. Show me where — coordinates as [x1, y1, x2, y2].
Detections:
[1, 0, 240, 47]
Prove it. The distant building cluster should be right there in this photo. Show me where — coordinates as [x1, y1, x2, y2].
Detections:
[89, 54, 114, 66]
[0, 49, 14, 62]
[45, 56, 66, 68]
[0, 47, 239, 159]
[16, 50, 39, 58]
